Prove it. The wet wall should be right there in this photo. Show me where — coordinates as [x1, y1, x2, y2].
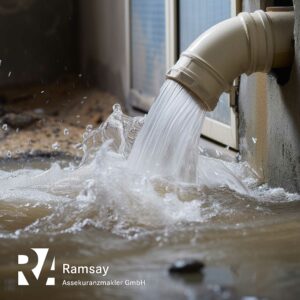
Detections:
[239, 0, 300, 192]
[0, 0, 79, 87]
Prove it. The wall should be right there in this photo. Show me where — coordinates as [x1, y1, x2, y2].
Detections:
[0, 0, 79, 87]
[239, 0, 300, 192]
[79, 0, 129, 106]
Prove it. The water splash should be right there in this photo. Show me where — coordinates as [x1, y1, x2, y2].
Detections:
[0, 94, 299, 240]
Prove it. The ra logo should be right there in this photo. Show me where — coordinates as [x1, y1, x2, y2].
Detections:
[18, 248, 55, 286]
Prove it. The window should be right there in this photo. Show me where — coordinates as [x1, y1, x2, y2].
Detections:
[129, 0, 166, 111]
[127, 0, 239, 148]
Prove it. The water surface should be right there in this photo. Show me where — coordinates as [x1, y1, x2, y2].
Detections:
[1, 83, 300, 300]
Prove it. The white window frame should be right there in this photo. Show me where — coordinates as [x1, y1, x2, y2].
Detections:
[126, 0, 239, 149]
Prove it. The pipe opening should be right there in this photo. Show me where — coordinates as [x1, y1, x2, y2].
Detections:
[167, 9, 294, 111]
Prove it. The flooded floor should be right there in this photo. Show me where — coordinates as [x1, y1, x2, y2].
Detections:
[0, 101, 300, 300]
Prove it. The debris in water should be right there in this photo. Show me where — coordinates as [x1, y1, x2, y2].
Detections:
[8, 71, 11, 77]
[2, 124, 8, 131]
[169, 259, 205, 274]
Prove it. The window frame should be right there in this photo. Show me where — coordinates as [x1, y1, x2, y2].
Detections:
[126, 0, 240, 149]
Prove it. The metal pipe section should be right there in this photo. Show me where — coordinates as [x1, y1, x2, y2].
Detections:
[166, 9, 294, 111]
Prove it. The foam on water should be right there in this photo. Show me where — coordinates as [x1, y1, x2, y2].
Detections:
[0, 80, 299, 240]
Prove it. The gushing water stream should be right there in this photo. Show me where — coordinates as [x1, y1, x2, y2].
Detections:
[128, 80, 206, 183]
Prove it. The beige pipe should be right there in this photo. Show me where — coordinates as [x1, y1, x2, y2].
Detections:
[166, 9, 294, 111]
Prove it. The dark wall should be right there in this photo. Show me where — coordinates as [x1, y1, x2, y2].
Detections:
[0, 0, 79, 87]
[79, 0, 129, 106]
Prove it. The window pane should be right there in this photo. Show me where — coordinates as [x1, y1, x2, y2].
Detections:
[179, 0, 231, 125]
[130, 0, 166, 98]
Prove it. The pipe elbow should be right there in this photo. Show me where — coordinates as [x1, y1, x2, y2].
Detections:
[166, 9, 294, 111]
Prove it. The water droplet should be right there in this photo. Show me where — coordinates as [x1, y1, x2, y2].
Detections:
[76, 115, 80, 118]
[155, 236, 162, 242]
[2, 124, 8, 131]
[52, 142, 60, 150]
[34, 108, 44, 114]
[113, 103, 121, 112]
[236, 153, 242, 162]
[86, 124, 93, 132]
[252, 137, 257, 144]
[83, 96, 87, 100]
[215, 150, 221, 157]
[78, 73, 82, 78]
[74, 143, 82, 150]
[198, 146, 204, 154]
[64, 128, 69, 136]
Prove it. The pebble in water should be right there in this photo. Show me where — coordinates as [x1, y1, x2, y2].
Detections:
[168, 259, 205, 274]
